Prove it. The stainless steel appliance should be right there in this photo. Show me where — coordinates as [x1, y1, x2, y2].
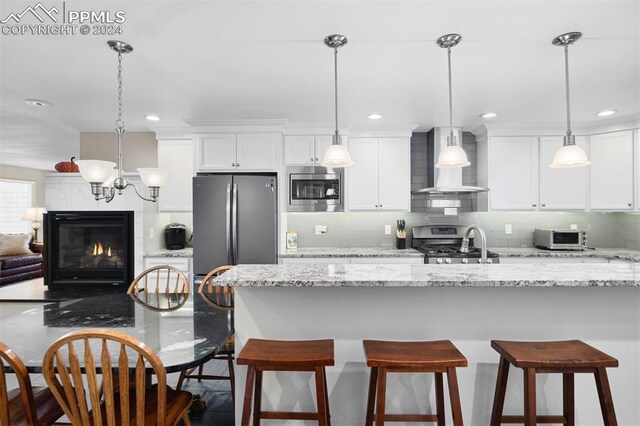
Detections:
[193, 174, 277, 282]
[286, 166, 343, 212]
[412, 224, 500, 264]
[534, 229, 587, 250]
[164, 223, 187, 250]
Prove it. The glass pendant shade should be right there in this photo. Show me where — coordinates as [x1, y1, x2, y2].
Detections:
[436, 145, 471, 168]
[550, 144, 591, 168]
[102, 169, 118, 187]
[137, 168, 169, 187]
[76, 160, 117, 183]
[321, 144, 354, 168]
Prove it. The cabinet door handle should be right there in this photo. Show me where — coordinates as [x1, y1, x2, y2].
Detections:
[231, 163, 236, 167]
[310, 157, 314, 161]
[236, 163, 240, 167]
[315, 157, 319, 161]
[541, 204, 546, 207]
[532, 204, 537, 207]
[628, 203, 632, 207]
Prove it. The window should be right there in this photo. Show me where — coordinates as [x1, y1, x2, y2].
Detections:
[0, 179, 35, 234]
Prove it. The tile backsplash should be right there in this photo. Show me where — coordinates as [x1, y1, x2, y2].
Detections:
[284, 212, 640, 250]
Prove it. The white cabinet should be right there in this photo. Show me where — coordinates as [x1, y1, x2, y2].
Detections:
[284, 135, 334, 165]
[157, 139, 193, 212]
[197, 133, 278, 172]
[539, 136, 587, 210]
[634, 129, 640, 212]
[142, 257, 192, 289]
[348, 137, 410, 211]
[589, 131, 634, 210]
[488, 137, 539, 210]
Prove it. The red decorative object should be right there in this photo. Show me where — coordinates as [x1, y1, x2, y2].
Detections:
[54, 157, 79, 173]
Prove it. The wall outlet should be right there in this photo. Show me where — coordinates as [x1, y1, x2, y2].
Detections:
[385, 225, 392, 235]
[505, 224, 512, 235]
[149, 229, 155, 240]
[315, 225, 327, 235]
[570, 224, 578, 230]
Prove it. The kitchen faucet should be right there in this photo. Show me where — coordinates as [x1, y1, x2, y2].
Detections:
[460, 225, 490, 264]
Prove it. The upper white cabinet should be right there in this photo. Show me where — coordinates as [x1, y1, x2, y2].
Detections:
[539, 136, 588, 210]
[197, 133, 278, 172]
[635, 129, 640, 212]
[157, 139, 194, 212]
[284, 135, 334, 165]
[488, 136, 539, 210]
[348, 137, 410, 211]
[589, 131, 634, 210]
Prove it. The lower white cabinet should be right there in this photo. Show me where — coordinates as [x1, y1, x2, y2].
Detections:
[488, 136, 539, 210]
[539, 136, 587, 210]
[143, 257, 193, 290]
[280, 257, 422, 265]
[589, 131, 634, 210]
[157, 139, 194, 212]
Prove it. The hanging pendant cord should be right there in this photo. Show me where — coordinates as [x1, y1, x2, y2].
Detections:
[333, 47, 340, 145]
[115, 51, 124, 179]
[564, 45, 572, 141]
[447, 47, 454, 146]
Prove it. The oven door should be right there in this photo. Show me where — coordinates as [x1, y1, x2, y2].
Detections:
[287, 169, 343, 212]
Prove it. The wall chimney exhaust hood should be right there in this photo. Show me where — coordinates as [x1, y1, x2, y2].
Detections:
[412, 127, 489, 195]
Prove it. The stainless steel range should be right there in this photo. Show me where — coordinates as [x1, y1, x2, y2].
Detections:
[412, 224, 499, 264]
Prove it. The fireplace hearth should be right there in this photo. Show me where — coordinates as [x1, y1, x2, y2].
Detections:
[44, 211, 134, 288]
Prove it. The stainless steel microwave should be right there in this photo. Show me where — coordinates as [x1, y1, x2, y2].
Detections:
[533, 229, 588, 250]
[286, 166, 343, 212]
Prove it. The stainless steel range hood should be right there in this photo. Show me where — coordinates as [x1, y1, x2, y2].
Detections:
[412, 127, 489, 195]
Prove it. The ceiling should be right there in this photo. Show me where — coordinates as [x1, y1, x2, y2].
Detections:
[1, 0, 639, 170]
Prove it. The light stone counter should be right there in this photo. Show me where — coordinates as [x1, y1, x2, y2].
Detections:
[143, 247, 193, 258]
[495, 247, 640, 262]
[279, 247, 423, 258]
[215, 262, 640, 287]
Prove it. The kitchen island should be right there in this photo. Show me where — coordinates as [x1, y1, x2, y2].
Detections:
[217, 263, 640, 426]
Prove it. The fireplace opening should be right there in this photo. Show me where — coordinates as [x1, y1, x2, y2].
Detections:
[44, 211, 134, 288]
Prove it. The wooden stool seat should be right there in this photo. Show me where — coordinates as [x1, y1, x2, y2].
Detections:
[491, 340, 618, 369]
[238, 338, 335, 425]
[490, 339, 619, 426]
[238, 338, 334, 369]
[363, 340, 467, 426]
[364, 340, 468, 370]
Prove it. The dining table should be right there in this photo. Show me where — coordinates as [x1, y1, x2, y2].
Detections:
[0, 291, 233, 374]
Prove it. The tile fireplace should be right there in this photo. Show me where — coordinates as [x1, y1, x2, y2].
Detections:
[44, 211, 134, 288]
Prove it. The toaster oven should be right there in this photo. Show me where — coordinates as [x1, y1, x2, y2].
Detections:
[533, 229, 588, 250]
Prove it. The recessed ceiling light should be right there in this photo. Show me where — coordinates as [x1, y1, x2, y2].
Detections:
[144, 114, 161, 121]
[25, 99, 52, 107]
[480, 112, 498, 119]
[368, 113, 383, 120]
[596, 110, 616, 117]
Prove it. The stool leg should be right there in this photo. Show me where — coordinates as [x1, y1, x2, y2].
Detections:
[241, 366, 256, 426]
[315, 367, 328, 426]
[563, 373, 575, 426]
[323, 367, 331, 426]
[228, 353, 236, 406]
[446, 367, 464, 426]
[490, 357, 510, 426]
[594, 367, 618, 426]
[197, 363, 203, 382]
[375, 367, 387, 426]
[523, 368, 536, 426]
[252, 370, 263, 426]
[365, 367, 378, 426]
[435, 372, 445, 426]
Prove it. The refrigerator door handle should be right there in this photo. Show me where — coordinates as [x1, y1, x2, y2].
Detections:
[232, 183, 239, 264]
[226, 183, 232, 265]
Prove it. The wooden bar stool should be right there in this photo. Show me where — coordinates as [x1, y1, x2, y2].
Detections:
[490, 340, 619, 426]
[237, 338, 335, 426]
[363, 340, 468, 426]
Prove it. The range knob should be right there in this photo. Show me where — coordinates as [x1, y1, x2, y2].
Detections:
[436, 259, 444, 264]
[444, 258, 452, 264]
[461, 258, 468, 264]
[478, 258, 483, 264]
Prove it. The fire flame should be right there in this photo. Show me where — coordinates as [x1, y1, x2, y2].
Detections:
[92, 242, 105, 256]
[108, 247, 112, 257]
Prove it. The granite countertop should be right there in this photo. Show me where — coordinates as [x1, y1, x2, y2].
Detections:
[144, 247, 193, 258]
[279, 247, 424, 258]
[214, 263, 640, 288]
[495, 247, 640, 262]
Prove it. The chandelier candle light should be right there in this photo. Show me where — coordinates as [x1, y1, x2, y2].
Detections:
[435, 33, 470, 168]
[76, 40, 168, 203]
[550, 32, 591, 168]
[321, 34, 353, 168]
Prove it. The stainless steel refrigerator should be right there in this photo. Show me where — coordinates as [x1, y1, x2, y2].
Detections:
[193, 174, 277, 281]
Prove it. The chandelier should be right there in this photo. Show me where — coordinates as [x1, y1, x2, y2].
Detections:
[76, 40, 168, 203]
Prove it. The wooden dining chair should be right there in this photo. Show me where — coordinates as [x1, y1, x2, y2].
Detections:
[178, 265, 236, 401]
[42, 329, 193, 426]
[0, 341, 65, 426]
[127, 265, 190, 311]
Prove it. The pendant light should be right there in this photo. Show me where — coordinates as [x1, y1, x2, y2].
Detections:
[435, 33, 470, 168]
[321, 34, 353, 168]
[76, 40, 168, 203]
[550, 32, 591, 168]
